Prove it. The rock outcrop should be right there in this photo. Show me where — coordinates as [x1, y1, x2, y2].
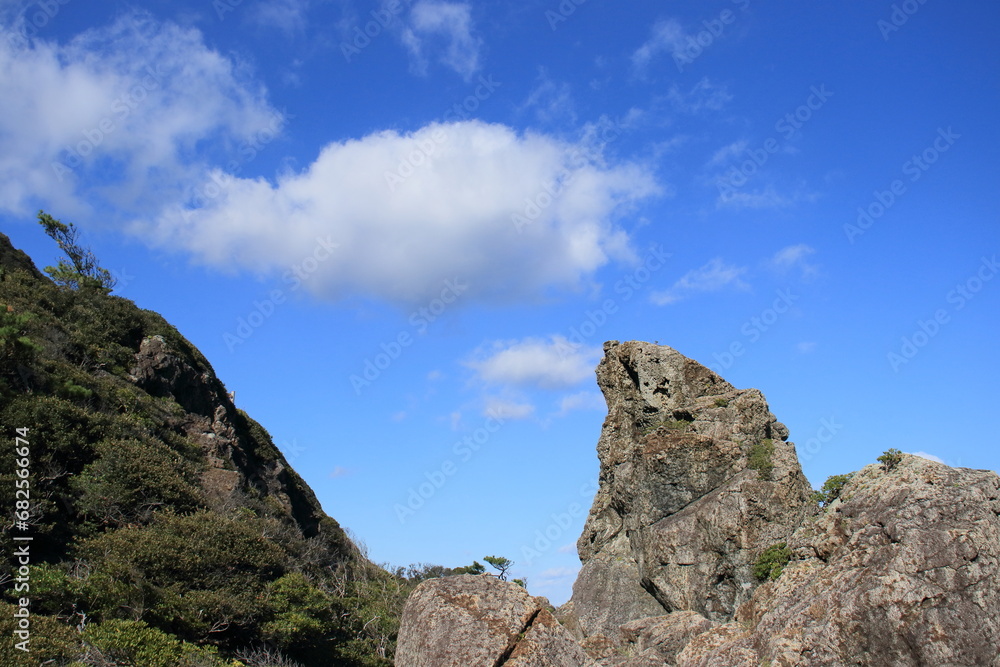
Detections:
[675, 454, 1000, 666]
[568, 340, 814, 641]
[396, 340, 1000, 666]
[395, 575, 594, 667]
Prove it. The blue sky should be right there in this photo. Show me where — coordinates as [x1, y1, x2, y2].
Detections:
[1, 0, 997, 604]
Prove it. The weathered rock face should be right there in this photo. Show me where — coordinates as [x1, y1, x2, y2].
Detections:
[397, 340, 1000, 666]
[569, 341, 814, 639]
[395, 575, 594, 667]
[676, 454, 1000, 666]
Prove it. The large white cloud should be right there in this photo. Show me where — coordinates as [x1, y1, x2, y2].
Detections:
[153, 120, 659, 304]
[0, 12, 280, 216]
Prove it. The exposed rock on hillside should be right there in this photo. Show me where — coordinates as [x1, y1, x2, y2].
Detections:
[675, 454, 1000, 666]
[568, 340, 814, 641]
[396, 339, 1000, 666]
[395, 575, 594, 667]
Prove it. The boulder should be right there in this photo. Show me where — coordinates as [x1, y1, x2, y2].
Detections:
[396, 575, 594, 667]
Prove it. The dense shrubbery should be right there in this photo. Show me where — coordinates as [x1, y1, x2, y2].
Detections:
[748, 438, 775, 478]
[0, 227, 415, 665]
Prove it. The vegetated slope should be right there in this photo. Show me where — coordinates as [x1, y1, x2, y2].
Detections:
[0, 231, 406, 666]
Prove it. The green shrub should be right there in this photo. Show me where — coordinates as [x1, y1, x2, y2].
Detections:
[84, 618, 227, 667]
[878, 448, 904, 472]
[753, 543, 792, 581]
[748, 439, 775, 478]
[811, 473, 853, 507]
[714, 397, 729, 407]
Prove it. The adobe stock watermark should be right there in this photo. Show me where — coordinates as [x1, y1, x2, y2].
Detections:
[717, 84, 833, 202]
[394, 409, 507, 524]
[11, 426, 32, 653]
[708, 288, 798, 375]
[796, 417, 843, 464]
[878, 0, 931, 41]
[223, 236, 339, 352]
[340, 0, 411, 63]
[520, 480, 598, 566]
[350, 278, 469, 394]
[513, 115, 628, 234]
[51, 64, 167, 182]
[384, 74, 502, 192]
[555, 246, 672, 359]
[672, 0, 751, 73]
[887, 255, 997, 372]
[844, 127, 959, 243]
[4, 0, 70, 49]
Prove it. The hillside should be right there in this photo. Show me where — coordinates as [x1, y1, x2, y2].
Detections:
[0, 230, 407, 666]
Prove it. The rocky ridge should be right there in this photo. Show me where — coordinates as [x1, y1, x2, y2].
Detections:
[396, 340, 1000, 666]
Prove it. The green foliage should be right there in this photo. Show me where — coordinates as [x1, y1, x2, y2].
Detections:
[453, 560, 487, 575]
[512, 578, 527, 588]
[878, 448, 904, 472]
[83, 618, 228, 667]
[71, 438, 205, 526]
[714, 397, 729, 407]
[748, 438, 775, 478]
[753, 543, 792, 581]
[811, 473, 853, 507]
[37, 210, 116, 293]
[484, 555, 514, 581]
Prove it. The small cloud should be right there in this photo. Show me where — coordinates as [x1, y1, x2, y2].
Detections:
[709, 140, 749, 167]
[329, 466, 352, 479]
[250, 0, 309, 35]
[557, 391, 605, 415]
[557, 542, 576, 554]
[717, 187, 794, 210]
[466, 336, 602, 390]
[401, 1, 482, 80]
[909, 451, 946, 464]
[484, 397, 535, 420]
[519, 68, 576, 125]
[651, 258, 749, 306]
[632, 19, 689, 73]
[771, 244, 818, 278]
[796, 341, 817, 354]
[667, 78, 732, 114]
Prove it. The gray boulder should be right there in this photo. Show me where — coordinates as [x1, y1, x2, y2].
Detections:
[396, 574, 594, 667]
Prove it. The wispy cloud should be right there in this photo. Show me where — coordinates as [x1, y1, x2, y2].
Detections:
[667, 78, 732, 113]
[401, 1, 482, 80]
[909, 451, 945, 464]
[519, 68, 576, 125]
[632, 19, 689, 73]
[651, 258, 748, 305]
[770, 244, 819, 278]
[557, 391, 605, 415]
[483, 397, 535, 420]
[250, 0, 309, 35]
[467, 336, 601, 390]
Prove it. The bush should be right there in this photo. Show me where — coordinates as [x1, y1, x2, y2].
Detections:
[753, 543, 792, 581]
[878, 448, 904, 472]
[748, 439, 775, 478]
[83, 618, 227, 667]
[714, 397, 729, 407]
[811, 473, 853, 507]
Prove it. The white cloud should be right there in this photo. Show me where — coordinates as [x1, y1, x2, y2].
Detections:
[519, 68, 576, 125]
[558, 391, 605, 415]
[401, 1, 481, 80]
[710, 140, 749, 167]
[667, 78, 731, 113]
[484, 397, 535, 420]
[152, 120, 658, 304]
[651, 258, 749, 305]
[632, 19, 689, 73]
[771, 243, 818, 276]
[557, 542, 576, 554]
[250, 0, 309, 35]
[0, 12, 280, 218]
[467, 336, 602, 390]
[909, 451, 946, 464]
